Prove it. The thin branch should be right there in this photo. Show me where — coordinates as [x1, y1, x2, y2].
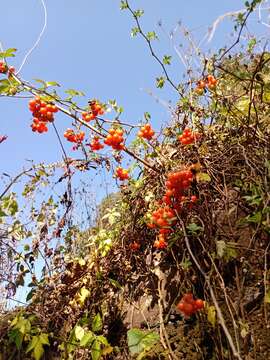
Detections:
[219, 8, 253, 61]
[126, 0, 182, 96]
[16, 0, 47, 74]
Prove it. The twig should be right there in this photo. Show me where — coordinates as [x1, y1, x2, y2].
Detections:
[16, 0, 47, 74]
[218, 7, 253, 61]
[125, 0, 182, 96]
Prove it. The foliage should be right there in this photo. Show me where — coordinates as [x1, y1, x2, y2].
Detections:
[0, 0, 270, 359]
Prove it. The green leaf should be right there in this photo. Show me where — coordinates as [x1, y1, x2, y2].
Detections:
[131, 27, 140, 37]
[26, 288, 36, 302]
[162, 55, 172, 65]
[109, 278, 122, 289]
[75, 325, 85, 341]
[146, 31, 158, 41]
[120, 0, 128, 10]
[196, 172, 211, 182]
[216, 241, 237, 261]
[247, 38, 256, 53]
[65, 88, 85, 97]
[91, 339, 101, 360]
[144, 112, 151, 121]
[77, 286, 90, 305]
[0, 79, 10, 93]
[180, 257, 192, 270]
[13, 317, 31, 335]
[134, 9, 144, 17]
[156, 76, 165, 89]
[8, 199, 18, 215]
[46, 81, 60, 87]
[96, 335, 109, 346]
[92, 313, 102, 333]
[26, 333, 49, 360]
[187, 223, 203, 234]
[0, 48, 17, 58]
[245, 212, 262, 224]
[207, 306, 216, 327]
[39, 333, 50, 346]
[80, 331, 94, 347]
[0, 209, 7, 217]
[34, 79, 47, 88]
[127, 328, 159, 355]
[8, 328, 23, 350]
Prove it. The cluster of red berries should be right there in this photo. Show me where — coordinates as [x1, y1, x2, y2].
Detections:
[147, 166, 198, 249]
[82, 100, 104, 122]
[138, 123, 155, 140]
[178, 128, 200, 146]
[29, 97, 58, 133]
[195, 74, 218, 95]
[147, 168, 199, 249]
[0, 62, 15, 75]
[163, 170, 194, 206]
[104, 128, 124, 150]
[115, 167, 129, 181]
[177, 293, 204, 318]
[64, 129, 85, 143]
[89, 136, 104, 151]
[147, 206, 176, 230]
[147, 206, 176, 248]
[0, 61, 8, 74]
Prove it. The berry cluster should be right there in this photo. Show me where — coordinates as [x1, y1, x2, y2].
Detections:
[138, 123, 155, 140]
[163, 170, 194, 206]
[195, 74, 218, 94]
[104, 128, 124, 150]
[153, 233, 167, 249]
[29, 97, 58, 133]
[64, 129, 85, 143]
[206, 74, 218, 89]
[147, 206, 175, 248]
[146, 168, 199, 249]
[177, 293, 204, 317]
[178, 128, 200, 146]
[147, 205, 176, 230]
[115, 167, 129, 181]
[89, 136, 104, 151]
[0, 61, 8, 74]
[82, 100, 104, 122]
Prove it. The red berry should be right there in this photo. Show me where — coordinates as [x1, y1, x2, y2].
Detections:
[194, 299, 204, 310]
